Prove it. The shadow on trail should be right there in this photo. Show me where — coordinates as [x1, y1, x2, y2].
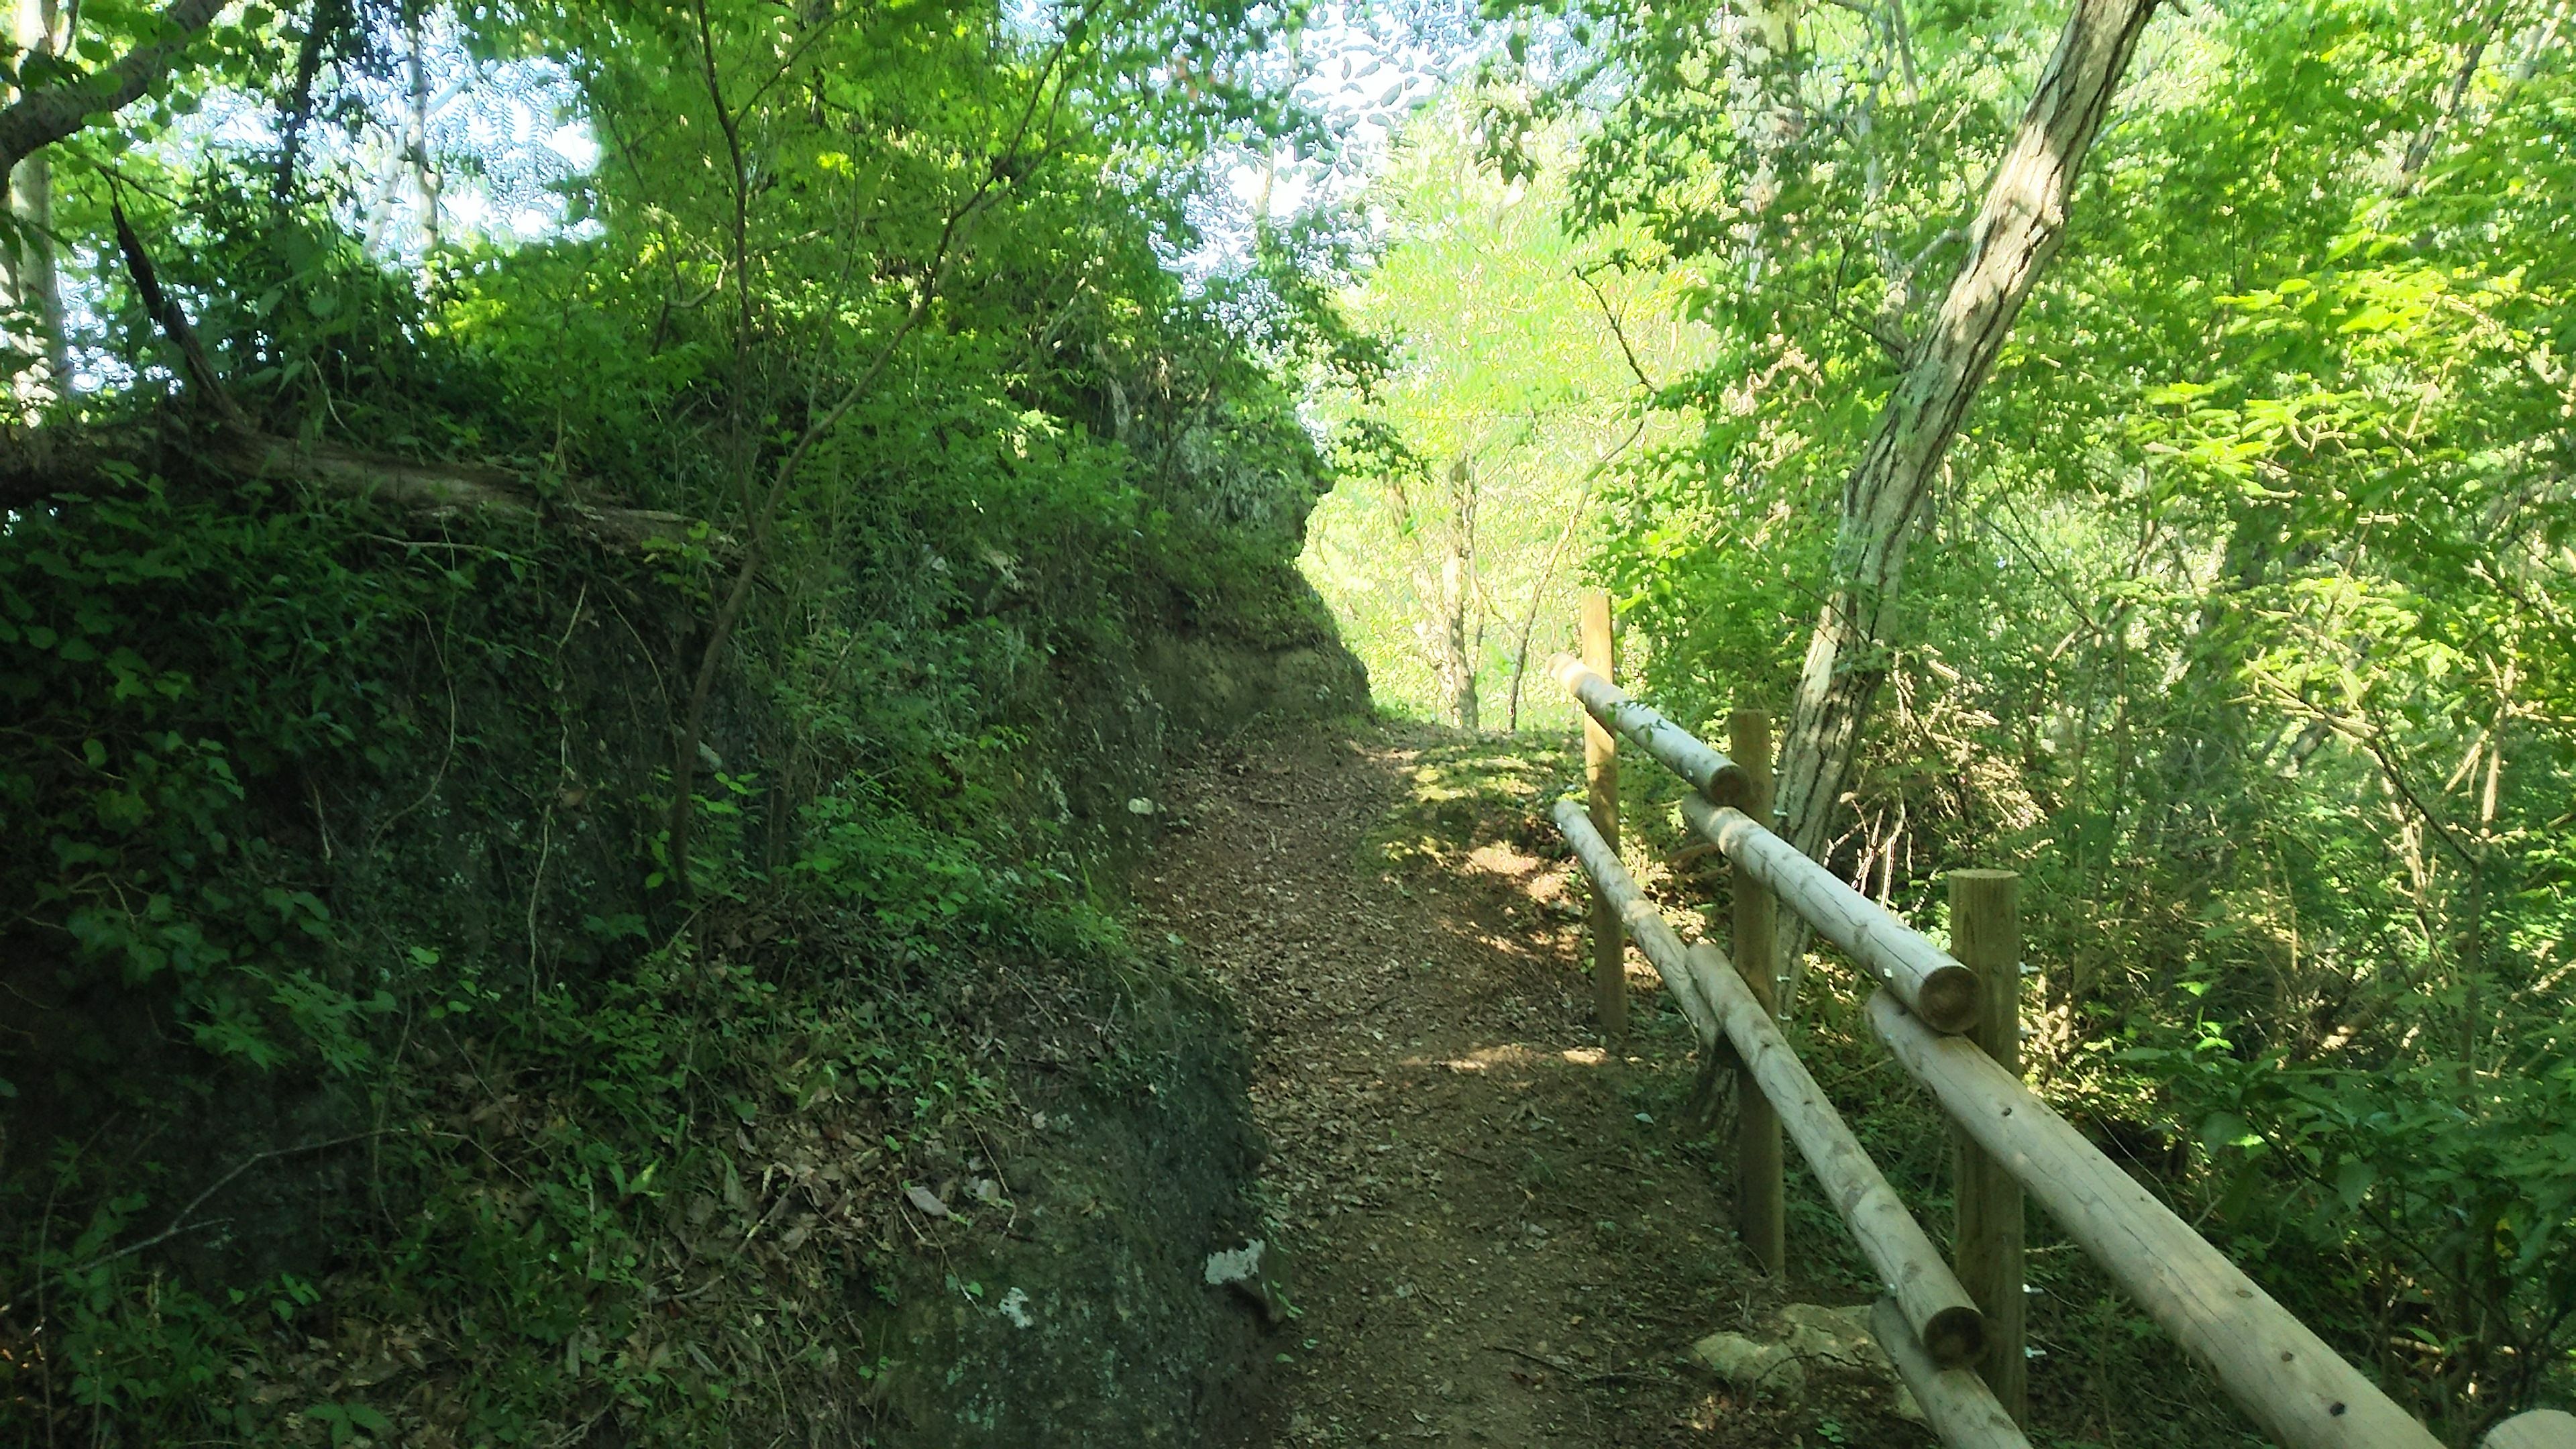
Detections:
[1139, 721, 1937, 1449]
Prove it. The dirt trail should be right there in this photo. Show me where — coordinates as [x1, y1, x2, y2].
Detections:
[1137, 722, 1930, 1448]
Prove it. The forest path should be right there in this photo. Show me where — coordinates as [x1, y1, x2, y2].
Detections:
[1137, 721, 1923, 1448]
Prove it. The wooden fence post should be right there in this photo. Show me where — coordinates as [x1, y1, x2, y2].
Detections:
[1731, 707, 1785, 1275]
[1949, 869, 2025, 1419]
[1580, 590, 1625, 1046]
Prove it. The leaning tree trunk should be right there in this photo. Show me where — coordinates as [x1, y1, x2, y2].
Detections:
[0, 0, 231, 179]
[1772, 0, 2161, 1008]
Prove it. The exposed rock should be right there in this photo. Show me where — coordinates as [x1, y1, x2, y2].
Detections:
[1205, 1236, 1295, 1324]
[1688, 1331, 1811, 1398]
[1203, 1239, 1266, 1287]
[1688, 1302, 1926, 1422]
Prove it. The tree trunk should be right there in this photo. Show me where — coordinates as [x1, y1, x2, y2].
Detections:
[1440, 553, 1479, 731]
[406, 8, 441, 260]
[6, 154, 66, 407]
[1773, 0, 2161, 1007]
[1436, 457, 1481, 731]
[5, 0, 66, 411]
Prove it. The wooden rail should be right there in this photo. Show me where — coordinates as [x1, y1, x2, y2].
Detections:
[1547, 640, 2456, 1449]
[1552, 800, 1985, 1367]
[1870, 994, 2438, 1449]
[1677, 793, 1982, 1034]
[1874, 1297, 2033, 1449]
[1546, 653, 1750, 807]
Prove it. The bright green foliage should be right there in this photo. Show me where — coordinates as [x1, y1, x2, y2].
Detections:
[1481, 0, 2576, 1434]
[1, 1, 1354, 1442]
[1303, 101, 1714, 729]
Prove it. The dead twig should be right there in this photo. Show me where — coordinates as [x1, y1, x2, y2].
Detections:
[1483, 1342, 1668, 1387]
[49, 1129, 392, 1286]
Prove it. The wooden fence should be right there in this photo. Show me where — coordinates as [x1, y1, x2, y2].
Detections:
[1547, 592, 2567, 1449]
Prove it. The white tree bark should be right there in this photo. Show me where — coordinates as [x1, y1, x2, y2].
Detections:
[5, 0, 68, 411]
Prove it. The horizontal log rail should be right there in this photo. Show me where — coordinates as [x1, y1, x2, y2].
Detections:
[1873, 1297, 2032, 1449]
[1548, 653, 1751, 807]
[1677, 794, 1981, 1034]
[1551, 797, 1719, 1040]
[1869, 993, 2441, 1449]
[1552, 799, 1986, 1368]
[1551, 657, 1978, 1035]
[1548, 656, 2456, 1449]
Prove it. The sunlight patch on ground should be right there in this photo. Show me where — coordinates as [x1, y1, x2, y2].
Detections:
[1423, 1042, 1605, 1073]
[1466, 841, 1544, 879]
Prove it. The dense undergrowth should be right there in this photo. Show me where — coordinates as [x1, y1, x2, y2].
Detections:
[1377, 729, 2573, 1445]
[0, 3, 1368, 1442]
[0, 466, 1311, 1442]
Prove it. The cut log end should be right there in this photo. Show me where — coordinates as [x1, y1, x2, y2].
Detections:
[2485, 1410, 2576, 1449]
[1922, 1303, 1987, 1369]
[1698, 761, 1754, 810]
[1872, 1298, 2034, 1449]
[1914, 965, 1985, 1036]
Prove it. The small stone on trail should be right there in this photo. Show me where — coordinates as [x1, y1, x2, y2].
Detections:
[904, 1183, 951, 1219]
[1686, 1303, 1925, 1421]
[1205, 1240, 1267, 1287]
[1205, 1238, 1294, 1324]
[1127, 796, 1157, 814]
[999, 1287, 1034, 1328]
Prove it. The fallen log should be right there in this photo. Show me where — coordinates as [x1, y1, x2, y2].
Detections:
[1, 424, 698, 553]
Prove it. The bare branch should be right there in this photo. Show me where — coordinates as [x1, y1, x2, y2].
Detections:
[662, 27, 1084, 894]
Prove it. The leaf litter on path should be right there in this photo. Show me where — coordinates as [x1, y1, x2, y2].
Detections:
[1138, 724, 1939, 1448]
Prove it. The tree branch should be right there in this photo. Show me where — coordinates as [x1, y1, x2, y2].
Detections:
[1572, 263, 1658, 392]
[2, 423, 701, 549]
[0, 0, 231, 178]
[86, 197, 695, 548]
[44, 1130, 388, 1291]
[109, 195, 247, 427]
[1772, 0, 2163, 1010]
[661, 25, 1081, 895]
